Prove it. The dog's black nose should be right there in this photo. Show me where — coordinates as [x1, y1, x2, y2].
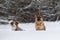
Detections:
[37, 17, 41, 21]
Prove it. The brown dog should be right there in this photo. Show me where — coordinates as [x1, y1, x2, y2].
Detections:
[35, 13, 45, 31]
[10, 20, 23, 31]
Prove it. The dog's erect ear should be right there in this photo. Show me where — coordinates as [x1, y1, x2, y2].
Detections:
[35, 15, 37, 18]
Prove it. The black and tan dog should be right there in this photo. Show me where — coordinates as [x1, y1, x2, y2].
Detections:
[35, 13, 46, 31]
[10, 20, 23, 31]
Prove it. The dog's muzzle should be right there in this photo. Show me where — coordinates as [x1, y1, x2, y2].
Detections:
[37, 17, 41, 21]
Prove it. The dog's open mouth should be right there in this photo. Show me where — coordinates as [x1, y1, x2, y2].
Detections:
[37, 17, 41, 21]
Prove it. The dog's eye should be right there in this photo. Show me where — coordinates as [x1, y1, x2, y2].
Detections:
[37, 17, 41, 18]
[40, 17, 42, 18]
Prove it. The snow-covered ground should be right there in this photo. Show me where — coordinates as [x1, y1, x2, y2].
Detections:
[0, 21, 60, 31]
[0, 21, 60, 40]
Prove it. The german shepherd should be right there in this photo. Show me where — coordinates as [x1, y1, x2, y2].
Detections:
[10, 20, 23, 31]
[35, 13, 45, 31]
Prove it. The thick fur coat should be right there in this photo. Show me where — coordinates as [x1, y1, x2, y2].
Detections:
[10, 20, 23, 31]
[35, 14, 45, 31]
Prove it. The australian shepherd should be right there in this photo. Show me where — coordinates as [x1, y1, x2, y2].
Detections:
[35, 13, 46, 31]
[10, 20, 23, 31]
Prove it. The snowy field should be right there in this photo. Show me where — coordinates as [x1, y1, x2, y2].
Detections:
[0, 21, 60, 40]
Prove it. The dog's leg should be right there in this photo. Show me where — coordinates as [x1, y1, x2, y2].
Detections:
[15, 26, 23, 31]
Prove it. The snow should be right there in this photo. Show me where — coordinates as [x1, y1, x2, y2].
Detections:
[0, 19, 9, 22]
[0, 21, 60, 40]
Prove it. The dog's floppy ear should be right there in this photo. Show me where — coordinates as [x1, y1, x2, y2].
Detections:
[15, 21, 19, 25]
[10, 22, 13, 25]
